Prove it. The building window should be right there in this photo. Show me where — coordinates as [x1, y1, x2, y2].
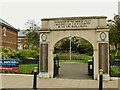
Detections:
[18, 44, 23, 49]
[18, 38, 21, 42]
[3, 27, 7, 36]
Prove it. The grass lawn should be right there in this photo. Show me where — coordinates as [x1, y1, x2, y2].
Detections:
[1, 64, 38, 74]
[60, 59, 90, 63]
[59, 54, 92, 63]
[19, 64, 38, 74]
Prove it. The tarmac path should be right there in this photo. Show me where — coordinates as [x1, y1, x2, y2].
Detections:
[58, 62, 92, 79]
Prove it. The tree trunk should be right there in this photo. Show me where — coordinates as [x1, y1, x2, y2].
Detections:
[115, 43, 118, 50]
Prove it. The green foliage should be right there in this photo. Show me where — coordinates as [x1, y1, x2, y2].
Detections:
[59, 59, 89, 63]
[0, 46, 39, 62]
[1, 70, 18, 74]
[55, 37, 93, 56]
[0, 46, 16, 59]
[58, 53, 92, 63]
[60, 38, 70, 51]
[58, 53, 81, 60]
[0, 46, 39, 74]
[26, 31, 39, 50]
[108, 15, 120, 50]
[111, 66, 120, 77]
[110, 50, 117, 55]
[116, 50, 120, 56]
[16, 49, 39, 62]
[25, 20, 40, 50]
[110, 50, 120, 59]
[110, 49, 120, 77]
[78, 39, 93, 55]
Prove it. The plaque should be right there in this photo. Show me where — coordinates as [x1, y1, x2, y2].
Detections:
[100, 32, 106, 41]
[41, 33, 47, 42]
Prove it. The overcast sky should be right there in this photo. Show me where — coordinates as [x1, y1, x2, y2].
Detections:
[0, 0, 119, 29]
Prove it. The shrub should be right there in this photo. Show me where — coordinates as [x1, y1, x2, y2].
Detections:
[0, 46, 16, 59]
[58, 53, 91, 60]
[16, 49, 39, 63]
[111, 66, 120, 77]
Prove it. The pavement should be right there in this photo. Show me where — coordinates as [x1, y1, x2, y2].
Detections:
[0, 62, 119, 90]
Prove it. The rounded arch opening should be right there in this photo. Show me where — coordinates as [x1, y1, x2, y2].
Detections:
[53, 36, 94, 79]
[54, 36, 94, 56]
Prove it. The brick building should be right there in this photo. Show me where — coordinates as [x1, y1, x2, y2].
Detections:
[0, 18, 18, 49]
[18, 30, 28, 49]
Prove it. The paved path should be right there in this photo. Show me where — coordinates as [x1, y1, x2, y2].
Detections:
[1, 74, 119, 89]
[0, 62, 119, 89]
[58, 62, 92, 79]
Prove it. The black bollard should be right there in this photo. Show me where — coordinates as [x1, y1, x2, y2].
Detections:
[33, 67, 37, 89]
[99, 69, 103, 90]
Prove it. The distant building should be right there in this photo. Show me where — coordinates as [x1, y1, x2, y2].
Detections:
[18, 30, 28, 49]
[0, 18, 18, 49]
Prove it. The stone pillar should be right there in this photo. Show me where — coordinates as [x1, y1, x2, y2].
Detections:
[99, 43, 108, 73]
[97, 30, 110, 81]
[39, 33, 49, 78]
[99, 43, 110, 81]
[40, 44, 48, 72]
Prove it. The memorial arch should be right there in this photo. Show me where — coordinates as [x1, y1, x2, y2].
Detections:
[39, 16, 110, 80]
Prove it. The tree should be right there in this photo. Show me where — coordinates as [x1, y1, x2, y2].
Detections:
[55, 37, 93, 55]
[25, 20, 40, 50]
[108, 15, 120, 50]
[26, 31, 39, 50]
[25, 20, 40, 31]
[77, 38, 93, 55]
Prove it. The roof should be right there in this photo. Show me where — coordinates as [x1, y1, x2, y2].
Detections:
[18, 30, 28, 37]
[0, 18, 18, 32]
[41, 16, 107, 21]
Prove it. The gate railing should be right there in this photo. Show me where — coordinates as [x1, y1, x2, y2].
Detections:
[53, 55, 60, 78]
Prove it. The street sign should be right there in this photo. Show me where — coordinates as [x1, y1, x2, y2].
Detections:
[0, 58, 19, 70]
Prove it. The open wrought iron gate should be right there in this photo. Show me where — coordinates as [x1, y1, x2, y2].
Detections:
[53, 55, 60, 78]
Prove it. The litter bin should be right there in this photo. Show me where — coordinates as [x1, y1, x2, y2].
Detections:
[88, 60, 93, 76]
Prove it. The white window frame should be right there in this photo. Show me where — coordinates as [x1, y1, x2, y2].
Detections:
[18, 38, 21, 42]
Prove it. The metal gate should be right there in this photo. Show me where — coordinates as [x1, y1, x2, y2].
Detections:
[53, 55, 60, 78]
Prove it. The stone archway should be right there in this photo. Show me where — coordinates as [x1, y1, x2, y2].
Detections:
[54, 36, 94, 79]
[39, 16, 110, 80]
